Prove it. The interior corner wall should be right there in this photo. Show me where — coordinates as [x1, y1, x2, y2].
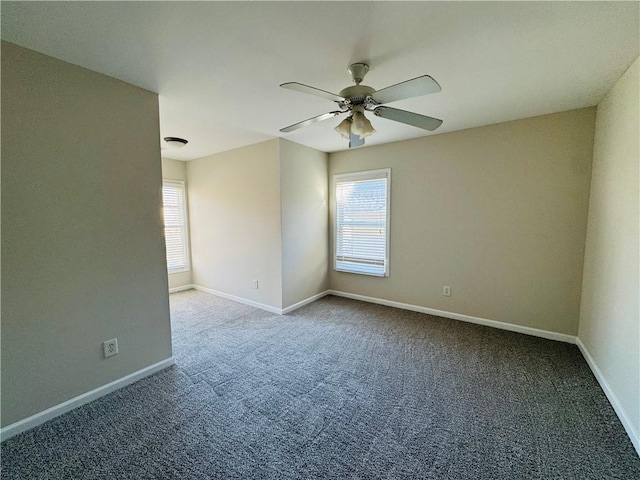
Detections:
[162, 157, 188, 181]
[1, 42, 172, 427]
[186, 140, 283, 310]
[161, 157, 193, 290]
[578, 57, 639, 445]
[279, 139, 329, 309]
[328, 108, 596, 336]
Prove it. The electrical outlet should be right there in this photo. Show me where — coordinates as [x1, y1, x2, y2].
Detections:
[442, 286, 451, 297]
[252, 279, 259, 289]
[103, 338, 119, 358]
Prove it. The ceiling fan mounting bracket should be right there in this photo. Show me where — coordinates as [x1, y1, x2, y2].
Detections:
[348, 62, 369, 85]
[364, 95, 378, 109]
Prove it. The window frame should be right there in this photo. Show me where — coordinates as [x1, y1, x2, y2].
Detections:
[162, 179, 191, 274]
[333, 168, 391, 277]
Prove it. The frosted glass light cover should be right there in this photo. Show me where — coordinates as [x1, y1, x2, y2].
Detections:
[351, 111, 375, 139]
[334, 118, 352, 139]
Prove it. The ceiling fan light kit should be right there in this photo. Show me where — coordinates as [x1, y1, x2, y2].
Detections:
[351, 110, 375, 139]
[335, 117, 352, 139]
[280, 62, 442, 148]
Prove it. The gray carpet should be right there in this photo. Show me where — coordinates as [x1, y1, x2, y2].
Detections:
[2, 290, 639, 479]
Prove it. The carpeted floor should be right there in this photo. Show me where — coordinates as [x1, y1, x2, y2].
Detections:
[2, 290, 639, 479]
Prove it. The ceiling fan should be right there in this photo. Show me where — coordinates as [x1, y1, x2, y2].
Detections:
[279, 63, 443, 148]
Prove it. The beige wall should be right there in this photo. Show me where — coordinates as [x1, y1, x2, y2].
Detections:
[579, 58, 639, 442]
[1, 43, 172, 427]
[162, 157, 187, 182]
[161, 158, 192, 290]
[187, 140, 283, 309]
[329, 108, 596, 335]
[280, 140, 329, 309]
[186, 139, 328, 310]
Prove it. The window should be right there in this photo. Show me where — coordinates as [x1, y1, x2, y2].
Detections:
[334, 168, 391, 277]
[162, 180, 190, 273]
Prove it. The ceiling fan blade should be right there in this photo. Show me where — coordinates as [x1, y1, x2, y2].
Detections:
[373, 106, 443, 131]
[370, 75, 441, 105]
[279, 111, 344, 133]
[280, 82, 346, 103]
[349, 131, 365, 148]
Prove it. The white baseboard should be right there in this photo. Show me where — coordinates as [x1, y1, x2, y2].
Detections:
[179, 286, 577, 344]
[576, 338, 640, 456]
[192, 284, 331, 315]
[192, 285, 283, 314]
[282, 290, 330, 314]
[169, 284, 195, 293]
[0, 358, 175, 442]
[328, 290, 577, 344]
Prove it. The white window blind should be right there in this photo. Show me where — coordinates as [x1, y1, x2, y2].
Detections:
[162, 181, 190, 273]
[334, 169, 390, 277]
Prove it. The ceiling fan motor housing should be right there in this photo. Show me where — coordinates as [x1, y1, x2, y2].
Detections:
[338, 85, 375, 107]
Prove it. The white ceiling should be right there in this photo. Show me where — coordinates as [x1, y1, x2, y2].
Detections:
[2, 1, 638, 161]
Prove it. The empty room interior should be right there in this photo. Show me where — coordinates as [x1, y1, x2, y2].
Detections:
[1, 2, 639, 478]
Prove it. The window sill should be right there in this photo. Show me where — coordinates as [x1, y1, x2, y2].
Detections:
[168, 268, 190, 275]
[335, 267, 388, 277]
